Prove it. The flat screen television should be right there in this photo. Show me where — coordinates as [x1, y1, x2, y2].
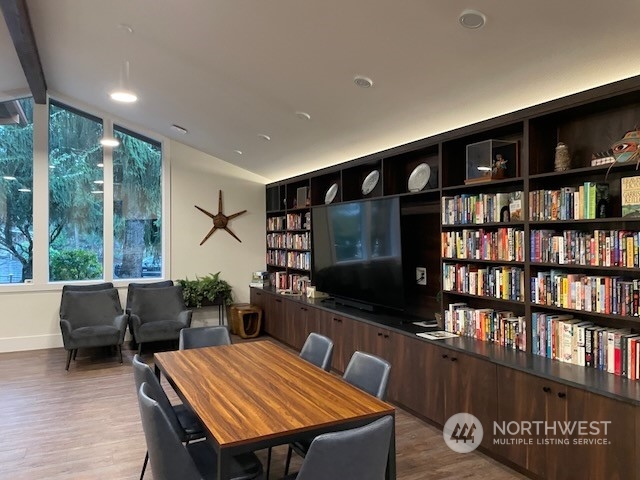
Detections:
[311, 196, 405, 311]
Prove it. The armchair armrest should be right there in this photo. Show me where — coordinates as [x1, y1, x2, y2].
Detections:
[113, 314, 128, 343]
[178, 310, 193, 328]
[129, 313, 142, 338]
[59, 318, 72, 349]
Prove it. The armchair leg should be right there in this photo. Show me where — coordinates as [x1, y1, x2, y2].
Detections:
[138, 343, 142, 356]
[118, 345, 123, 364]
[284, 445, 293, 475]
[65, 350, 72, 371]
[72, 349, 78, 360]
[140, 451, 148, 480]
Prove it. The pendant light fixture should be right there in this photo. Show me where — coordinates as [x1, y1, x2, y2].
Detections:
[110, 60, 138, 103]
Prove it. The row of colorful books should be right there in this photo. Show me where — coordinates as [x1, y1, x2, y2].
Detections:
[441, 228, 525, 262]
[530, 229, 640, 268]
[441, 191, 522, 225]
[267, 215, 286, 231]
[442, 263, 525, 301]
[531, 312, 640, 380]
[286, 212, 311, 230]
[531, 271, 639, 317]
[529, 182, 608, 221]
[286, 251, 311, 270]
[266, 250, 287, 268]
[444, 303, 526, 351]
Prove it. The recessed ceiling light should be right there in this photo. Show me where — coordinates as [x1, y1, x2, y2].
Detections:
[97, 163, 104, 168]
[18, 188, 31, 193]
[110, 90, 138, 103]
[93, 180, 104, 185]
[100, 137, 120, 147]
[91, 190, 104, 194]
[295, 111, 311, 120]
[49, 165, 55, 169]
[171, 124, 188, 134]
[258, 134, 271, 141]
[354, 76, 373, 88]
[233, 150, 243, 155]
[3, 176, 16, 181]
[459, 9, 486, 29]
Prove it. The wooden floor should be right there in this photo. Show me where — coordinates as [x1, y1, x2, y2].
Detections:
[0, 340, 526, 480]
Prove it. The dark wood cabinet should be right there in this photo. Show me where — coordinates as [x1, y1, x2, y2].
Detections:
[282, 302, 311, 350]
[497, 366, 638, 480]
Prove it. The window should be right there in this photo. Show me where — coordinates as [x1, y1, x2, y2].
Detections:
[48, 101, 104, 281]
[0, 98, 34, 284]
[112, 126, 163, 279]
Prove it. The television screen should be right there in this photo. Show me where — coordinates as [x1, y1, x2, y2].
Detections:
[311, 197, 405, 311]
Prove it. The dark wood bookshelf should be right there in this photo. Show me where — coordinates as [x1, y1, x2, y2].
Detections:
[442, 257, 525, 266]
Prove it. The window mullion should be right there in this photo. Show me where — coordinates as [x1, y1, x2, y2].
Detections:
[103, 120, 114, 281]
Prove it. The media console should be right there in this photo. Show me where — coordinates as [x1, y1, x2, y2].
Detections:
[252, 286, 640, 479]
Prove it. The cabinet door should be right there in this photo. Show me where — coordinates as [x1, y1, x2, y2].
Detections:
[386, 333, 432, 414]
[558, 386, 637, 480]
[267, 294, 286, 341]
[250, 288, 267, 333]
[443, 349, 497, 448]
[282, 302, 311, 351]
[319, 311, 354, 373]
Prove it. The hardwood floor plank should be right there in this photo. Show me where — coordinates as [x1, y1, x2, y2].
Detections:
[0, 343, 526, 479]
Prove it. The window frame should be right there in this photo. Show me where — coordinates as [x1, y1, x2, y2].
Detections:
[0, 93, 171, 292]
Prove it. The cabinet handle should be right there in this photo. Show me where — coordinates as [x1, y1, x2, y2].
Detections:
[383, 334, 389, 339]
[275, 299, 282, 303]
[557, 392, 567, 399]
[333, 318, 342, 323]
[450, 357, 458, 362]
[301, 307, 307, 311]
[542, 387, 551, 393]
[377, 332, 383, 337]
[442, 354, 448, 359]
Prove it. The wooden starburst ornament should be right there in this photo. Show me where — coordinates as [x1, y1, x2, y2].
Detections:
[195, 190, 247, 245]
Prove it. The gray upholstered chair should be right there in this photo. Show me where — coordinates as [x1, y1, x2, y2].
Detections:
[132, 354, 204, 479]
[59, 287, 127, 370]
[283, 415, 393, 480]
[125, 280, 174, 314]
[129, 285, 192, 354]
[179, 326, 231, 350]
[284, 350, 391, 475]
[299, 333, 334, 372]
[137, 382, 264, 480]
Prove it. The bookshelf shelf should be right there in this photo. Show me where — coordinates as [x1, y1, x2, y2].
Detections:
[441, 221, 525, 229]
[443, 290, 525, 306]
[443, 257, 525, 266]
[531, 303, 640, 323]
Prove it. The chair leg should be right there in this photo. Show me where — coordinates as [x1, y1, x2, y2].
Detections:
[117, 344, 123, 364]
[284, 445, 293, 476]
[65, 350, 72, 371]
[72, 349, 78, 360]
[140, 451, 149, 480]
[266, 447, 272, 479]
[138, 343, 142, 356]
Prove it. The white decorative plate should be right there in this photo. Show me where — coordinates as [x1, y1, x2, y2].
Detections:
[361, 170, 380, 196]
[324, 183, 338, 204]
[408, 163, 431, 192]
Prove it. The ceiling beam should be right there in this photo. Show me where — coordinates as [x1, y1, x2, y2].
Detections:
[0, 0, 47, 104]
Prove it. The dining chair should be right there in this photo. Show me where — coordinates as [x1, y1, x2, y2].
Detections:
[299, 332, 334, 371]
[266, 332, 334, 477]
[282, 415, 393, 480]
[137, 382, 264, 480]
[284, 350, 391, 475]
[132, 354, 205, 479]
[179, 325, 231, 350]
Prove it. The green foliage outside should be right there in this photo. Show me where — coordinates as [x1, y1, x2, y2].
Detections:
[177, 272, 234, 308]
[49, 249, 102, 281]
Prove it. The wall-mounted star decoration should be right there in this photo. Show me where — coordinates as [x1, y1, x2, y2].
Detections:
[195, 190, 247, 245]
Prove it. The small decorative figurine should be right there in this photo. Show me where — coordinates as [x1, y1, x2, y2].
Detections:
[492, 154, 507, 178]
[606, 129, 640, 179]
[554, 142, 571, 171]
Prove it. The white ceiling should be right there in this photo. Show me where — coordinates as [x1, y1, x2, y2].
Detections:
[2, 1, 640, 182]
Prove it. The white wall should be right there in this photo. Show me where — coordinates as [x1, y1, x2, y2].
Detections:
[0, 140, 268, 352]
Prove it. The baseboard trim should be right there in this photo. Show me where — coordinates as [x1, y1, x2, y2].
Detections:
[0, 334, 63, 353]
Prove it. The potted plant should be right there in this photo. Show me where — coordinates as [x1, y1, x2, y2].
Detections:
[176, 272, 234, 308]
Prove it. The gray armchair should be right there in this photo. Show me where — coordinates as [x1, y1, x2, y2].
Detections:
[129, 285, 192, 354]
[125, 280, 174, 314]
[59, 287, 127, 370]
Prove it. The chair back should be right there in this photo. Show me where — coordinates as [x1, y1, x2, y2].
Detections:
[59, 288, 123, 328]
[132, 355, 184, 435]
[343, 351, 391, 400]
[299, 332, 334, 371]
[126, 280, 174, 313]
[130, 285, 186, 322]
[179, 326, 231, 350]
[295, 415, 393, 480]
[137, 383, 203, 480]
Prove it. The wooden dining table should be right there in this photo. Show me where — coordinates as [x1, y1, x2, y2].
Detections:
[154, 340, 396, 479]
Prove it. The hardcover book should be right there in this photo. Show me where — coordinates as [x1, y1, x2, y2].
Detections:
[621, 176, 640, 218]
